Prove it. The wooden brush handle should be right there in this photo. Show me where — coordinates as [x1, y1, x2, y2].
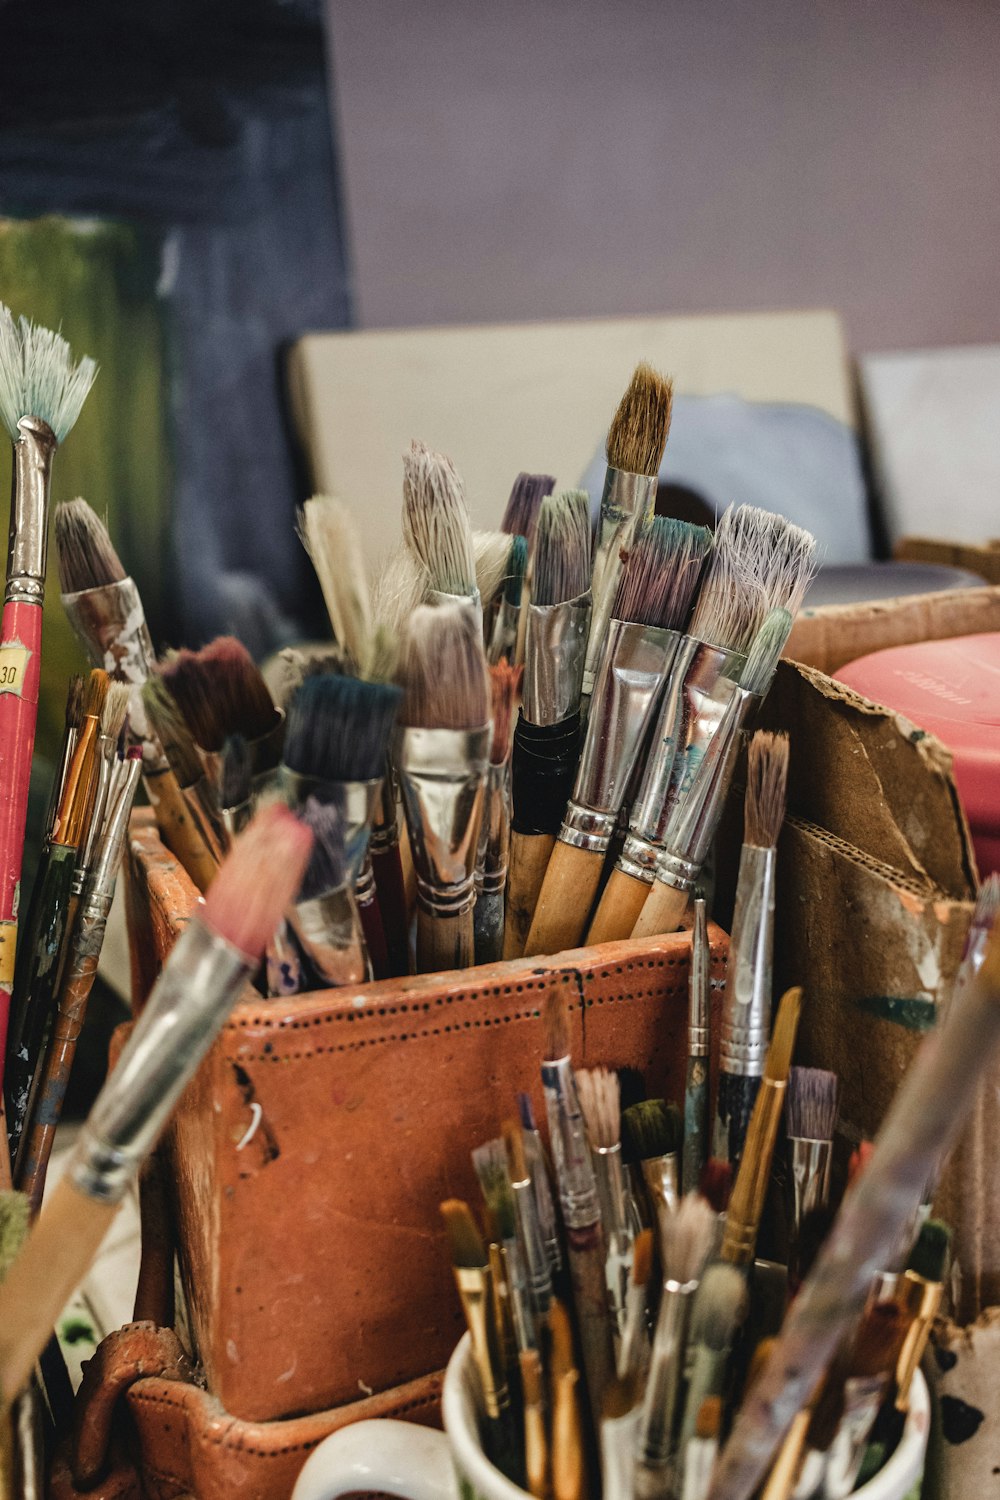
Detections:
[370, 843, 411, 977]
[630, 879, 689, 939]
[143, 766, 219, 893]
[399, 821, 418, 919]
[0, 1175, 117, 1406]
[523, 841, 602, 958]
[585, 866, 650, 945]
[416, 907, 474, 974]
[503, 832, 555, 959]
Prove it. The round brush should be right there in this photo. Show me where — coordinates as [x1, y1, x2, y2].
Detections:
[159, 636, 285, 800]
[474, 662, 522, 965]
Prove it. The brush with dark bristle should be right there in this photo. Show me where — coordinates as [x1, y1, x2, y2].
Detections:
[504, 492, 592, 959]
[501, 472, 555, 542]
[54, 499, 125, 593]
[584, 364, 674, 700]
[158, 637, 281, 766]
[785, 1066, 840, 1286]
[487, 534, 529, 667]
[395, 604, 491, 972]
[474, 663, 523, 966]
[611, 516, 709, 631]
[699, 1159, 733, 1215]
[402, 440, 478, 608]
[623, 1100, 682, 1224]
[715, 732, 791, 1172]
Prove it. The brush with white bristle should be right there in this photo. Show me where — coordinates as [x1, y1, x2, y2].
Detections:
[474, 531, 517, 620]
[576, 1066, 632, 1344]
[402, 440, 480, 626]
[635, 1193, 717, 1493]
[394, 603, 492, 972]
[474, 663, 523, 965]
[299, 494, 393, 681]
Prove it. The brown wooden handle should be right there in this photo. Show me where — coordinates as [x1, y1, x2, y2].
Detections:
[0, 1176, 117, 1408]
[631, 878, 689, 939]
[143, 767, 219, 893]
[399, 821, 418, 920]
[523, 841, 603, 958]
[503, 832, 555, 960]
[585, 866, 651, 945]
[415, 907, 474, 974]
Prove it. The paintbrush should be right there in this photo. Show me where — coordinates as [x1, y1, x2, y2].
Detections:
[684, 897, 711, 1196]
[623, 1099, 682, 1223]
[631, 604, 795, 940]
[617, 1226, 653, 1382]
[141, 676, 226, 878]
[274, 797, 372, 991]
[16, 749, 144, 1213]
[503, 1118, 552, 1330]
[474, 531, 517, 621]
[219, 734, 252, 841]
[440, 1199, 521, 1481]
[474, 662, 522, 964]
[541, 986, 615, 1431]
[0, 310, 96, 1102]
[402, 440, 481, 627]
[505, 490, 592, 958]
[488, 534, 529, 667]
[299, 494, 383, 680]
[720, 986, 802, 1270]
[520, 1347, 548, 1500]
[583, 363, 673, 702]
[43, 675, 83, 842]
[474, 1137, 531, 1355]
[395, 603, 492, 972]
[681, 1396, 723, 1500]
[715, 732, 790, 1170]
[5, 670, 109, 1164]
[891, 1218, 950, 1416]
[601, 1373, 643, 1500]
[0, 805, 311, 1410]
[785, 1067, 839, 1283]
[707, 921, 1000, 1500]
[518, 1092, 562, 1276]
[635, 1192, 717, 1495]
[500, 471, 556, 547]
[576, 1066, 631, 1342]
[678, 1263, 750, 1450]
[526, 516, 700, 957]
[549, 1298, 586, 1500]
[60, 679, 131, 937]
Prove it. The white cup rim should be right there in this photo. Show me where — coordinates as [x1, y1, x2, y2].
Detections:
[442, 1333, 929, 1500]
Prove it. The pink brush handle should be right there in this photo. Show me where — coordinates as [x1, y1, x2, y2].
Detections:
[0, 599, 43, 1071]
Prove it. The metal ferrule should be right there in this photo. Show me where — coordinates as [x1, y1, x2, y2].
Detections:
[355, 854, 376, 906]
[653, 685, 761, 893]
[510, 1174, 552, 1320]
[487, 596, 520, 667]
[562, 618, 676, 854]
[68, 917, 251, 1203]
[689, 898, 710, 1056]
[523, 1126, 562, 1274]
[394, 724, 490, 918]
[278, 770, 381, 886]
[541, 1054, 601, 1231]
[894, 1273, 943, 1409]
[819, 1374, 889, 1500]
[523, 591, 592, 725]
[453, 1265, 506, 1421]
[638, 1277, 698, 1471]
[583, 467, 656, 697]
[290, 886, 369, 987]
[594, 1145, 631, 1334]
[477, 760, 510, 893]
[220, 801, 252, 842]
[426, 586, 483, 637]
[369, 774, 398, 851]
[89, 759, 143, 900]
[789, 1137, 833, 1229]
[640, 1153, 679, 1216]
[720, 843, 777, 1077]
[60, 575, 162, 763]
[6, 417, 56, 602]
[246, 709, 287, 788]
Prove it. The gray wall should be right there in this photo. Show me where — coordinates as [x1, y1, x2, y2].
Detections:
[327, 0, 1000, 350]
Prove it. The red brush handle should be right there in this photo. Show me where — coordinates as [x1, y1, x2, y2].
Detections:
[0, 599, 43, 1071]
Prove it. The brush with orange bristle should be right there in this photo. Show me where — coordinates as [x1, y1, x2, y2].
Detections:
[0, 804, 311, 1411]
[474, 661, 523, 964]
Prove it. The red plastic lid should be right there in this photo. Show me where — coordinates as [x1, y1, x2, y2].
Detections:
[835, 633, 1000, 844]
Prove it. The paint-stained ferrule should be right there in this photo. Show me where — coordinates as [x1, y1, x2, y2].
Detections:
[395, 724, 490, 918]
[278, 770, 381, 885]
[524, 591, 592, 725]
[788, 1136, 833, 1228]
[6, 417, 56, 603]
[541, 1054, 601, 1231]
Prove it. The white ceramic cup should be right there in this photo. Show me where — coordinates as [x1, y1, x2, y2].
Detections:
[291, 1334, 930, 1500]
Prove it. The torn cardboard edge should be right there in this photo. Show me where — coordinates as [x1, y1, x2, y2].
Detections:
[786, 582, 1000, 677]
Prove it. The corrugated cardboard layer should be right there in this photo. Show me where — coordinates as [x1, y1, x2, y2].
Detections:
[786, 583, 1000, 677]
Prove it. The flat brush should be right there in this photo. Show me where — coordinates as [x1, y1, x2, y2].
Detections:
[617, 1226, 653, 1382]
[141, 676, 225, 879]
[505, 490, 591, 958]
[502, 1118, 552, 1328]
[219, 734, 252, 840]
[159, 636, 285, 799]
[541, 988, 615, 1431]
[0, 805, 312, 1410]
[526, 516, 694, 957]
[474, 662, 522, 965]
[0, 309, 96, 1102]
[43, 675, 83, 842]
[785, 1066, 839, 1284]
[583, 363, 672, 701]
[402, 440, 481, 627]
[678, 1262, 749, 1450]
[518, 1093, 562, 1276]
[271, 798, 370, 992]
[623, 1098, 682, 1223]
[500, 471, 555, 546]
[683, 897, 711, 1196]
[298, 494, 386, 681]
[488, 534, 528, 667]
[395, 603, 491, 972]
[576, 1066, 631, 1340]
[715, 731, 790, 1170]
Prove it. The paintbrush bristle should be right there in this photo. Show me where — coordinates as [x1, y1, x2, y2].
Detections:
[299, 495, 374, 677]
[606, 363, 673, 478]
[659, 1192, 716, 1284]
[402, 440, 477, 597]
[141, 676, 204, 788]
[284, 673, 402, 783]
[612, 516, 710, 629]
[623, 1099, 682, 1161]
[472, 1139, 517, 1242]
[202, 803, 312, 957]
[489, 661, 522, 765]
[160, 637, 278, 752]
[55, 498, 126, 593]
[397, 602, 491, 730]
[630, 1227, 654, 1289]
[82, 669, 110, 721]
[542, 987, 570, 1062]
[764, 986, 802, 1083]
[740, 608, 794, 695]
[440, 1198, 487, 1270]
[699, 1159, 733, 1213]
[532, 490, 592, 607]
[501, 472, 556, 538]
[474, 531, 515, 611]
[369, 545, 428, 674]
[100, 681, 131, 744]
[65, 673, 85, 731]
[0, 305, 97, 442]
[575, 1066, 621, 1151]
[745, 731, 789, 850]
[220, 734, 252, 810]
[690, 1263, 749, 1351]
[786, 1067, 839, 1142]
[755, 510, 818, 623]
[502, 534, 528, 608]
[296, 796, 348, 900]
[906, 1218, 951, 1282]
[502, 1118, 528, 1184]
[688, 509, 762, 653]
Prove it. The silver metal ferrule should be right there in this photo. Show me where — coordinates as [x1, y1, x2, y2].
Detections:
[689, 896, 710, 1056]
[369, 773, 398, 852]
[278, 770, 381, 885]
[76, 746, 114, 885]
[426, 586, 483, 638]
[719, 843, 776, 1078]
[60, 575, 161, 766]
[583, 467, 656, 698]
[653, 686, 761, 894]
[487, 596, 520, 667]
[789, 1136, 833, 1229]
[477, 760, 511, 893]
[291, 886, 370, 987]
[541, 1054, 601, 1231]
[523, 591, 592, 725]
[6, 417, 56, 603]
[561, 618, 677, 854]
[395, 724, 490, 918]
[638, 1277, 698, 1472]
[68, 917, 251, 1203]
[90, 758, 143, 901]
[510, 1173, 552, 1321]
